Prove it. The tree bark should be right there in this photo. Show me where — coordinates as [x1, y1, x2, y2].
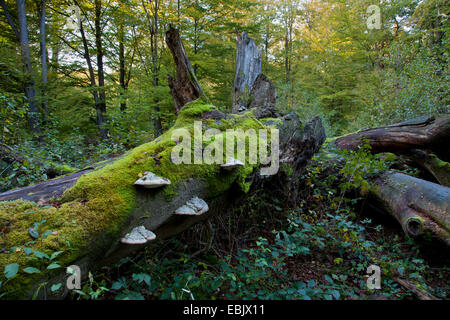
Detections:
[406, 150, 450, 187]
[366, 172, 449, 246]
[94, 0, 108, 140]
[79, 20, 108, 139]
[17, 0, 40, 134]
[335, 115, 450, 161]
[142, 0, 162, 136]
[39, 0, 48, 118]
[232, 32, 262, 113]
[166, 25, 205, 113]
[119, 24, 127, 112]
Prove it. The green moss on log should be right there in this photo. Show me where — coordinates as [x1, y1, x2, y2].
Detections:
[0, 100, 279, 299]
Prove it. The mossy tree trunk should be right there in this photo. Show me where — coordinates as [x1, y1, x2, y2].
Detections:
[0, 103, 325, 299]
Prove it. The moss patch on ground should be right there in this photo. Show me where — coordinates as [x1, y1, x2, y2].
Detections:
[0, 99, 283, 299]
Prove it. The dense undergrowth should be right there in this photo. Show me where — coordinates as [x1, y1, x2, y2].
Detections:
[64, 144, 448, 300]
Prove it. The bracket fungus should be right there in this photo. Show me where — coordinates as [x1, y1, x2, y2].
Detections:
[175, 197, 209, 216]
[134, 172, 171, 189]
[220, 158, 245, 171]
[120, 226, 156, 245]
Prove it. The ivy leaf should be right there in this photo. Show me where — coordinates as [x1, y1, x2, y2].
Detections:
[4, 263, 19, 279]
[24, 267, 41, 274]
[47, 263, 61, 270]
[32, 250, 50, 260]
[29, 227, 39, 239]
[51, 283, 62, 292]
[50, 251, 64, 261]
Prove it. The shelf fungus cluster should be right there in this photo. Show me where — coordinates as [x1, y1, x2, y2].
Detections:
[220, 158, 245, 171]
[134, 172, 171, 189]
[175, 197, 209, 216]
[121, 226, 156, 245]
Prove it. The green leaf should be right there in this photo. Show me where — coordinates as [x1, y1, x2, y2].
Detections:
[24, 267, 41, 274]
[51, 283, 62, 292]
[50, 251, 64, 261]
[32, 250, 50, 260]
[111, 281, 123, 290]
[4, 263, 19, 279]
[132, 273, 151, 286]
[47, 263, 61, 270]
[331, 290, 340, 300]
[42, 230, 52, 239]
[28, 227, 39, 239]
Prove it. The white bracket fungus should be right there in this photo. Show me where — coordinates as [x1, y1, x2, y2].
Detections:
[121, 226, 156, 245]
[220, 158, 244, 171]
[175, 197, 209, 216]
[134, 172, 171, 189]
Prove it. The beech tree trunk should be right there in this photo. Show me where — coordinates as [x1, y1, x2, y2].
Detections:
[335, 115, 450, 161]
[94, 0, 108, 140]
[166, 25, 204, 113]
[17, 0, 40, 134]
[367, 173, 449, 245]
[39, 0, 48, 118]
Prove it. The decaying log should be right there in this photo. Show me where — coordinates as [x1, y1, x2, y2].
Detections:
[406, 149, 450, 187]
[335, 115, 450, 161]
[0, 160, 115, 203]
[395, 278, 439, 300]
[367, 172, 450, 245]
[0, 107, 325, 299]
[166, 25, 205, 113]
[232, 32, 262, 113]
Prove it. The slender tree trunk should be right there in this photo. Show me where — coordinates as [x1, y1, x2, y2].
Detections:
[17, 0, 40, 134]
[39, 0, 48, 118]
[144, 0, 162, 136]
[94, 0, 108, 139]
[79, 21, 103, 134]
[119, 25, 127, 112]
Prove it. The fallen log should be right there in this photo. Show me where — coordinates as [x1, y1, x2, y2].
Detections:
[366, 172, 450, 245]
[0, 102, 325, 299]
[335, 115, 450, 161]
[406, 149, 450, 187]
[395, 278, 439, 300]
